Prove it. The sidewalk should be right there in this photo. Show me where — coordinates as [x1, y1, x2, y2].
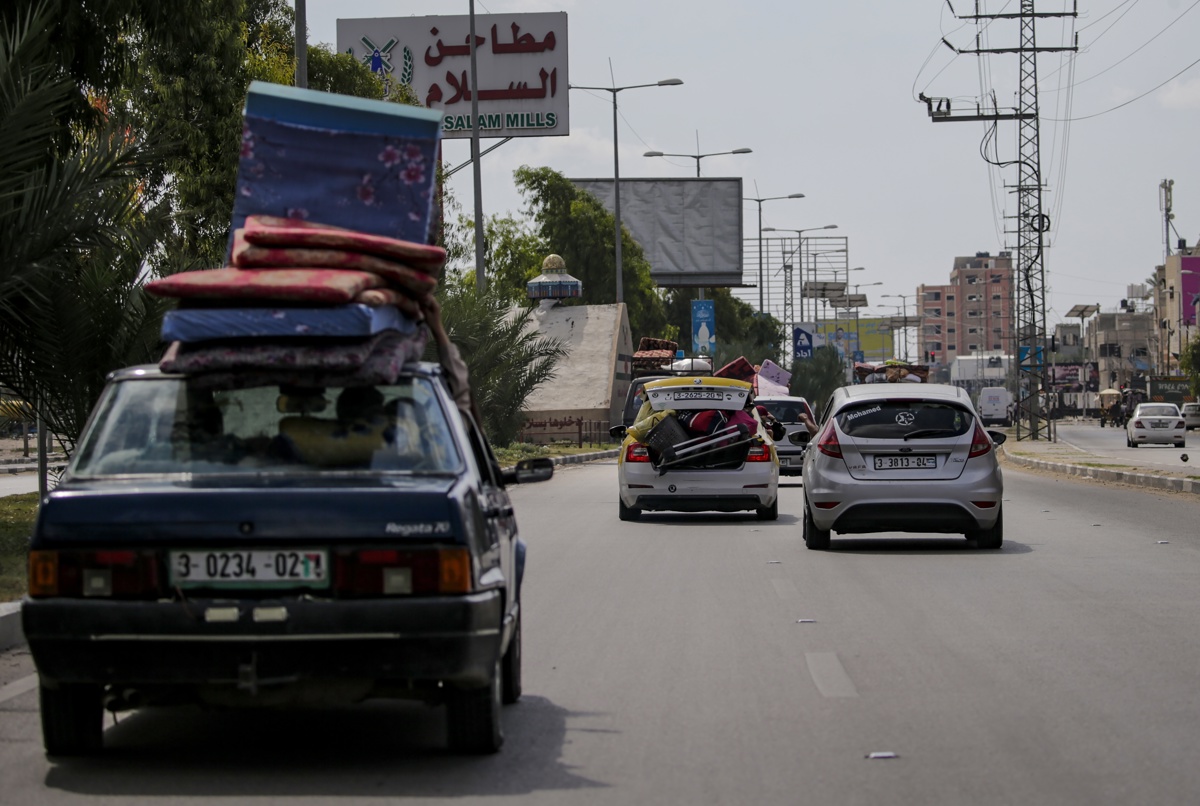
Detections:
[999, 430, 1200, 495]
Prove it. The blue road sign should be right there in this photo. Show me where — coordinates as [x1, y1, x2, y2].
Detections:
[793, 327, 813, 360]
[692, 300, 716, 355]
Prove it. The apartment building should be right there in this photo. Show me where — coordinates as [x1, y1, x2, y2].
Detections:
[916, 252, 1014, 365]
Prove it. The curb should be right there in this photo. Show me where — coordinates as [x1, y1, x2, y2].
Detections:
[1001, 447, 1200, 495]
[0, 602, 21, 653]
[0, 448, 624, 654]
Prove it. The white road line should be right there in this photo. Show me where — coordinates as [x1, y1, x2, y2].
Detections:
[0, 674, 37, 705]
[771, 578, 798, 599]
[805, 652, 859, 698]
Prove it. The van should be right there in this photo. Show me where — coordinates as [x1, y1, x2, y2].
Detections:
[977, 387, 1013, 427]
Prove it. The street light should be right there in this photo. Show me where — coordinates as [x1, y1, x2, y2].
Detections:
[849, 281, 882, 363]
[644, 146, 752, 177]
[569, 77, 684, 304]
[758, 223, 825, 321]
[745, 193, 805, 312]
[882, 293, 917, 361]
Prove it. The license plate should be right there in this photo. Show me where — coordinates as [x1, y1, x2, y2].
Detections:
[169, 549, 329, 587]
[674, 390, 724, 401]
[1150, 422, 1167, 428]
[780, 458, 791, 466]
[874, 455, 937, 470]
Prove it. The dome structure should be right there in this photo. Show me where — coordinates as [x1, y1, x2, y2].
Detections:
[527, 254, 582, 301]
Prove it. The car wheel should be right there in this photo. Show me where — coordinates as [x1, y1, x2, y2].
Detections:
[1130, 441, 1138, 448]
[756, 498, 779, 521]
[618, 498, 641, 522]
[501, 611, 522, 705]
[446, 661, 504, 754]
[40, 683, 103, 757]
[803, 504, 831, 550]
[1176, 442, 1186, 448]
[972, 507, 1003, 550]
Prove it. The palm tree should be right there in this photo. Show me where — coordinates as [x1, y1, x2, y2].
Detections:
[0, 2, 168, 450]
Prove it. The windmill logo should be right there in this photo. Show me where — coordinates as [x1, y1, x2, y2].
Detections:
[353, 36, 415, 87]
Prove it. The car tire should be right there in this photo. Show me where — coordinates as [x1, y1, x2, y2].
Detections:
[446, 661, 504, 754]
[40, 683, 103, 757]
[756, 498, 779, 521]
[803, 504, 831, 550]
[618, 498, 641, 522]
[1176, 442, 1186, 448]
[971, 508, 1004, 550]
[501, 611, 522, 705]
[1130, 441, 1138, 448]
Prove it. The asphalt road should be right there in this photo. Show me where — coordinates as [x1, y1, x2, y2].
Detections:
[3, 459, 1200, 804]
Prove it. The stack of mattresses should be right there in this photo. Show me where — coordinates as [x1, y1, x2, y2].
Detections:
[632, 337, 679, 375]
[146, 81, 444, 387]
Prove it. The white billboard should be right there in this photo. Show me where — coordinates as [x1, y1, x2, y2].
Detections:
[337, 12, 569, 139]
[570, 178, 744, 287]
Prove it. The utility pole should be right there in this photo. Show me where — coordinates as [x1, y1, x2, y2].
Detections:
[918, 0, 1077, 441]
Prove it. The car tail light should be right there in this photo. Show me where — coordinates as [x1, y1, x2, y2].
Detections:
[968, 422, 992, 458]
[28, 549, 161, 599]
[745, 442, 772, 462]
[1132, 419, 1144, 429]
[625, 442, 651, 463]
[1177, 420, 1186, 429]
[334, 547, 472, 596]
[816, 421, 842, 458]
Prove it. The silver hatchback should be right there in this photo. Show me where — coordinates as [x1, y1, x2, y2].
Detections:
[801, 384, 1006, 550]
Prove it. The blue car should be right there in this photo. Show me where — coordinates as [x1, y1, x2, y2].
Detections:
[22, 363, 551, 756]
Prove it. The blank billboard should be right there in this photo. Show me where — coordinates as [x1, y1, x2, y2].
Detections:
[570, 177, 743, 287]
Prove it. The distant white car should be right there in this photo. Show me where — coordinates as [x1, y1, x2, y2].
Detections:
[1181, 402, 1200, 432]
[1126, 403, 1186, 448]
[801, 384, 1006, 550]
[753, 395, 814, 476]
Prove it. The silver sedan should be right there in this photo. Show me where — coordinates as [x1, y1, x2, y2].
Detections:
[1126, 403, 1186, 448]
[801, 384, 1006, 550]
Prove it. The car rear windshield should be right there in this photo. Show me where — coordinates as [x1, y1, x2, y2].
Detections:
[71, 376, 462, 477]
[758, 400, 811, 423]
[835, 400, 973, 439]
[1139, 405, 1179, 417]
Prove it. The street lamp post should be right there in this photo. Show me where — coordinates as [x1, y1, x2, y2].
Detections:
[849, 281, 882, 362]
[745, 193, 805, 312]
[569, 77, 684, 304]
[644, 146, 753, 177]
[882, 293, 917, 361]
[762, 225, 837, 322]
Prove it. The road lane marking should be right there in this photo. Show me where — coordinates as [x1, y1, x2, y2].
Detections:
[0, 674, 37, 705]
[771, 578, 798, 599]
[805, 652, 859, 698]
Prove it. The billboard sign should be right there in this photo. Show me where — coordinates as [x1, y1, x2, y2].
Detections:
[570, 178, 743, 287]
[1046, 362, 1099, 393]
[691, 299, 715, 355]
[1182, 255, 1200, 326]
[793, 326, 813, 360]
[337, 12, 568, 139]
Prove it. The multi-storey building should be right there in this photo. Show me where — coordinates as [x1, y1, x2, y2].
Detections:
[916, 252, 1014, 365]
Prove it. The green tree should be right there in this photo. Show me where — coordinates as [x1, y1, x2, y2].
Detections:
[789, 346, 847, 412]
[426, 285, 567, 446]
[0, 2, 169, 448]
[512, 166, 668, 340]
[444, 213, 549, 303]
[662, 288, 783, 365]
[1180, 332, 1200, 399]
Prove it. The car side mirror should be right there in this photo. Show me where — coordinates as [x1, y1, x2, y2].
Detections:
[987, 430, 1007, 445]
[788, 431, 811, 446]
[609, 424, 628, 439]
[502, 456, 554, 486]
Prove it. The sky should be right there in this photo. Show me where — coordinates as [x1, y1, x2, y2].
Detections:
[298, 0, 1200, 330]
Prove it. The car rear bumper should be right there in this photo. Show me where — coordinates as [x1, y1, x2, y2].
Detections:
[804, 469, 1002, 533]
[22, 592, 503, 688]
[620, 462, 777, 511]
[1129, 429, 1185, 444]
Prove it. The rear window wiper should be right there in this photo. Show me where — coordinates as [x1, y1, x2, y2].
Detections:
[903, 428, 960, 440]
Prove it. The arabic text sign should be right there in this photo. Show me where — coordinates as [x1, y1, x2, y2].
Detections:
[337, 12, 569, 139]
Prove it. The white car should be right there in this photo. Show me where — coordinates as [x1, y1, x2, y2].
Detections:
[1181, 402, 1200, 432]
[612, 377, 779, 521]
[1126, 403, 1186, 448]
[801, 383, 1006, 550]
[753, 394, 814, 476]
